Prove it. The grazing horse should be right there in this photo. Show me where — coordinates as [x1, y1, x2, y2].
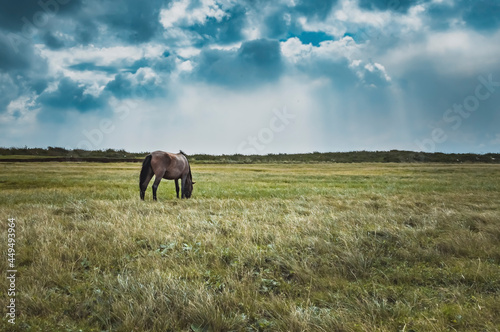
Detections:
[140, 150, 195, 200]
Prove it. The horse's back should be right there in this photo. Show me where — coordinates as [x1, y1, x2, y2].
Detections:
[150, 150, 189, 179]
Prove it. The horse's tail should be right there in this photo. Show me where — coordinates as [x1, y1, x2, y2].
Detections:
[139, 154, 153, 192]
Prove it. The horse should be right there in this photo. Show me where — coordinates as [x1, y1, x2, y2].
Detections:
[139, 150, 195, 200]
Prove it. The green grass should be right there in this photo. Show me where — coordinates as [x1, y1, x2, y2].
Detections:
[1, 162, 500, 331]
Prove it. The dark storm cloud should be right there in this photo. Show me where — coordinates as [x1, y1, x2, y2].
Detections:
[460, 0, 500, 31]
[192, 39, 283, 87]
[263, 11, 292, 39]
[419, 0, 500, 34]
[0, 0, 170, 47]
[239, 39, 282, 68]
[0, 32, 33, 70]
[73, 19, 98, 45]
[104, 70, 165, 99]
[0, 0, 82, 31]
[95, 0, 170, 43]
[42, 31, 65, 49]
[38, 77, 106, 112]
[105, 74, 135, 99]
[0, 74, 18, 111]
[263, 10, 305, 40]
[0, 30, 48, 112]
[357, 0, 419, 13]
[294, 0, 338, 20]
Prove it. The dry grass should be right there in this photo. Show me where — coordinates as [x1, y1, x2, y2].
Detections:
[1, 162, 500, 331]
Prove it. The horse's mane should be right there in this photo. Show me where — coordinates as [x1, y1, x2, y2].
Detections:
[179, 150, 188, 157]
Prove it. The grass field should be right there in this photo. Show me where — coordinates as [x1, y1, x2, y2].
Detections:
[1, 162, 500, 331]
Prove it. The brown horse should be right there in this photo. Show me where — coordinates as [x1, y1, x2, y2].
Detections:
[140, 150, 195, 200]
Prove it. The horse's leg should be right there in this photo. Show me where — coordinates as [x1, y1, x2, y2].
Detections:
[181, 175, 187, 199]
[152, 176, 162, 201]
[175, 179, 180, 198]
[140, 171, 154, 200]
[140, 155, 154, 200]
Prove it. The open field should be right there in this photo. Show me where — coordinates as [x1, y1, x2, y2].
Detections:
[1, 162, 500, 331]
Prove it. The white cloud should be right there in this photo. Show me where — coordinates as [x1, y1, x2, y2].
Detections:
[0, 94, 39, 126]
[298, 0, 427, 44]
[160, 0, 228, 29]
[37, 44, 165, 84]
[176, 46, 202, 58]
[209, 42, 242, 51]
[39, 43, 164, 68]
[83, 83, 105, 98]
[314, 36, 362, 60]
[281, 36, 362, 63]
[364, 62, 391, 82]
[177, 60, 193, 72]
[134, 67, 162, 85]
[160, 0, 190, 28]
[280, 37, 313, 63]
[281, 36, 393, 87]
[334, 0, 390, 27]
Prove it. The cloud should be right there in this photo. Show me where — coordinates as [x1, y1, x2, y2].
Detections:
[460, 0, 500, 31]
[0, 31, 37, 71]
[357, 0, 421, 13]
[0, 31, 49, 117]
[0, 0, 82, 31]
[186, 5, 248, 46]
[68, 62, 118, 74]
[0, 93, 39, 126]
[263, 10, 294, 39]
[98, 0, 165, 43]
[37, 77, 107, 113]
[361, 62, 391, 86]
[37, 43, 166, 86]
[280, 36, 391, 88]
[294, 0, 339, 20]
[105, 67, 165, 99]
[42, 31, 65, 49]
[424, 0, 500, 32]
[159, 1, 249, 48]
[0, 73, 19, 111]
[192, 38, 283, 87]
[160, 0, 227, 29]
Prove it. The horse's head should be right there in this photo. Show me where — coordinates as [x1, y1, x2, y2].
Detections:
[185, 178, 195, 198]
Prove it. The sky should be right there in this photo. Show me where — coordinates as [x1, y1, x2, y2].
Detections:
[1, 0, 500, 154]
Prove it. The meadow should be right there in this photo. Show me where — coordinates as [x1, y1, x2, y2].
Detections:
[1, 162, 500, 331]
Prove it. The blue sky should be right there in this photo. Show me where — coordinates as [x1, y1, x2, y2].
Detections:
[1, 0, 499, 154]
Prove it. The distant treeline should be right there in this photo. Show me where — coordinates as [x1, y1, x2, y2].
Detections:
[0, 147, 499, 164]
[0, 147, 141, 159]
